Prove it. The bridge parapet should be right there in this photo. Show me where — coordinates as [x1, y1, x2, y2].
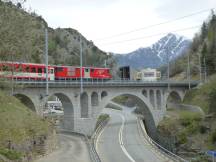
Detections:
[11, 79, 199, 88]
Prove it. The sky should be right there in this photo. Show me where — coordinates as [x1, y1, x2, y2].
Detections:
[24, 0, 216, 54]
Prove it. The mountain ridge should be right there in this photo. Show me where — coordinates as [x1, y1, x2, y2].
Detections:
[115, 33, 191, 69]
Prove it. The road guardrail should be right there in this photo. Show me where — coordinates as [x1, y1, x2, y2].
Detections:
[138, 118, 189, 162]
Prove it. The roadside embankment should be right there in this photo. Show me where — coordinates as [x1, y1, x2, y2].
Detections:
[157, 107, 214, 161]
[157, 75, 216, 161]
[0, 91, 57, 162]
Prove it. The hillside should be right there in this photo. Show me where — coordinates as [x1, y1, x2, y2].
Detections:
[0, 90, 54, 161]
[115, 33, 190, 69]
[0, 1, 116, 69]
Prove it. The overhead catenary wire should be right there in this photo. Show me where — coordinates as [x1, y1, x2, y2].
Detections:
[95, 8, 215, 41]
[97, 25, 201, 46]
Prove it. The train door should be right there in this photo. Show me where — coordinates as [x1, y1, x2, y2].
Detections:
[84, 68, 90, 78]
[49, 68, 55, 80]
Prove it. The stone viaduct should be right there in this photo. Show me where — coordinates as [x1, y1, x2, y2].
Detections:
[12, 81, 198, 137]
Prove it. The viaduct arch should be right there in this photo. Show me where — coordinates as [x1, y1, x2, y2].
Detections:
[99, 92, 158, 138]
[13, 93, 36, 112]
[165, 90, 184, 109]
[51, 93, 74, 130]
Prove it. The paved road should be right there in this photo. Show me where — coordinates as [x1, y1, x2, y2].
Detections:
[96, 108, 172, 162]
[35, 133, 91, 162]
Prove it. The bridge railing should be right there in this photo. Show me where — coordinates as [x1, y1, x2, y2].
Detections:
[7, 77, 200, 86]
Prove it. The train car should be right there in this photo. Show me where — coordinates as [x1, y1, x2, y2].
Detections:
[54, 66, 112, 80]
[136, 68, 161, 81]
[0, 62, 112, 81]
[0, 62, 54, 80]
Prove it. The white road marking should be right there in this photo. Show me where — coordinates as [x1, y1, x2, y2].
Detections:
[118, 114, 136, 162]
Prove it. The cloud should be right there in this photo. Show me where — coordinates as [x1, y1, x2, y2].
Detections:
[24, 0, 216, 53]
[156, 0, 216, 18]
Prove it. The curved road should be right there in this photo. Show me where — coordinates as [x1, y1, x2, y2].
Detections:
[96, 108, 172, 162]
[35, 133, 91, 162]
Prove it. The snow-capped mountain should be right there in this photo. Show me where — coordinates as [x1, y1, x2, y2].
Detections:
[115, 33, 191, 69]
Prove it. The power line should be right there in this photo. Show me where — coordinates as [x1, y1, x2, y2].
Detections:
[97, 25, 201, 46]
[95, 8, 214, 41]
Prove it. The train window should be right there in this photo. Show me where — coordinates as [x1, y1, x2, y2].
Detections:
[48, 69, 54, 74]
[25, 66, 30, 72]
[2, 65, 9, 71]
[38, 68, 42, 73]
[17, 65, 22, 72]
[85, 69, 89, 72]
[31, 67, 36, 73]
[144, 72, 154, 77]
[56, 67, 63, 72]
[91, 69, 94, 73]
[44, 68, 46, 73]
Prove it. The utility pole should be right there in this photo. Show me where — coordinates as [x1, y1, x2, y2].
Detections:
[80, 34, 83, 94]
[187, 53, 191, 89]
[10, 52, 14, 96]
[199, 53, 202, 82]
[45, 28, 49, 96]
[104, 60, 107, 68]
[204, 57, 207, 83]
[167, 52, 170, 91]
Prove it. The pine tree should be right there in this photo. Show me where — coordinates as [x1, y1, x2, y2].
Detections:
[201, 43, 207, 66]
[209, 10, 216, 73]
[201, 22, 208, 42]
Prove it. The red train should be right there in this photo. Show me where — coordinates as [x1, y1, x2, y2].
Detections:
[0, 62, 112, 80]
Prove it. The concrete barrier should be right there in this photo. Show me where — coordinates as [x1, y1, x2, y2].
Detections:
[167, 103, 205, 116]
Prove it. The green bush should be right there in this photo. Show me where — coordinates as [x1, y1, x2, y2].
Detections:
[95, 114, 110, 129]
[199, 125, 208, 134]
[210, 129, 216, 143]
[112, 96, 128, 104]
[179, 111, 202, 126]
[209, 88, 216, 114]
[185, 121, 200, 134]
[191, 154, 209, 162]
[0, 148, 22, 160]
[177, 131, 187, 144]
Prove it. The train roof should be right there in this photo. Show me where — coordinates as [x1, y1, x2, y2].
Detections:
[53, 65, 110, 69]
[0, 61, 46, 66]
[0, 62, 110, 69]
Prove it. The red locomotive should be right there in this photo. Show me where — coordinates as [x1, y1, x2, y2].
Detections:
[0, 62, 112, 80]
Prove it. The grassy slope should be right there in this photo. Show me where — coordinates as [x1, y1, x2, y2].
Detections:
[183, 74, 216, 113]
[0, 90, 50, 160]
[158, 109, 211, 161]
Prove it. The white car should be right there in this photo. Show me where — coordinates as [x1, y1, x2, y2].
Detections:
[44, 109, 64, 116]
